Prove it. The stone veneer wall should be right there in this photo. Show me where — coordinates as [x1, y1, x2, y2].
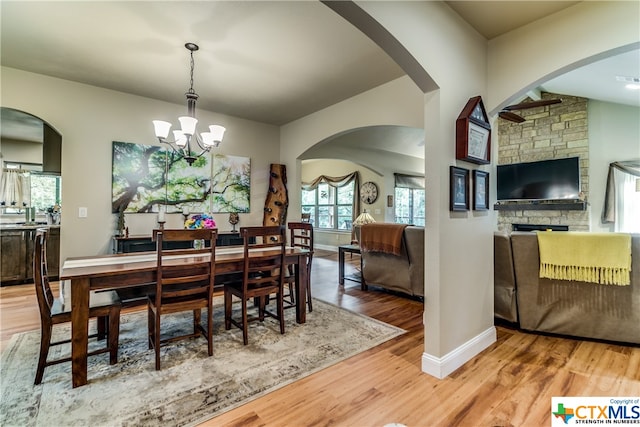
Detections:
[497, 93, 590, 232]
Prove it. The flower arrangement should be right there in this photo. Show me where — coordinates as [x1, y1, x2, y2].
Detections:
[185, 213, 216, 229]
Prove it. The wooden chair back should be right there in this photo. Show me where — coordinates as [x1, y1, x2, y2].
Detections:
[34, 228, 55, 320]
[33, 228, 121, 384]
[239, 226, 286, 293]
[285, 222, 314, 311]
[288, 222, 313, 250]
[288, 221, 313, 268]
[152, 229, 217, 304]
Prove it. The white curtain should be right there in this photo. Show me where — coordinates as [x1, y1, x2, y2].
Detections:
[0, 168, 31, 207]
[613, 168, 640, 233]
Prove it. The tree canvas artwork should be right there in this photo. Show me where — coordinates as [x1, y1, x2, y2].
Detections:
[111, 141, 250, 214]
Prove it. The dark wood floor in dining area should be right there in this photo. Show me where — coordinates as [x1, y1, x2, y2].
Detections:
[1, 250, 638, 426]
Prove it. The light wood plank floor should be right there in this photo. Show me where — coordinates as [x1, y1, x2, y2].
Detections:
[1, 251, 638, 426]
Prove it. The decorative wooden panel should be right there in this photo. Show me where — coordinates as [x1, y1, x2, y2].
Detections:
[263, 164, 289, 228]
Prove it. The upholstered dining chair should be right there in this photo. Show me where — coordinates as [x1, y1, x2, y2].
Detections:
[283, 222, 314, 312]
[148, 228, 217, 370]
[224, 225, 286, 345]
[33, 228, 121, 385]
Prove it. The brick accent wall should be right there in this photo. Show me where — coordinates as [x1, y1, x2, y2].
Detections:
[497, 93, 589, 232]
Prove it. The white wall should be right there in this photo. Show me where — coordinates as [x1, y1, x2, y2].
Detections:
[1, 67, 280, 264]
[589, 101, 640, 232]
[487, 1, 640, 112]
[280, 1, 496, 376]
[311, 0, 639, 378]
[281, 75, 424, 220]
[356, 1, 495, 373]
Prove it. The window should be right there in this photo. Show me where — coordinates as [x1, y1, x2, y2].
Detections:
[613, 167, 640, 233]
[394, 173, 425, 226]
[30, 173, 62, 212]
[0, 162, 61, 213]
[302, 181, 354, 230]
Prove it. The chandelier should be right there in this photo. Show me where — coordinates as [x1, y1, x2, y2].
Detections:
[152, 43, 225, 165]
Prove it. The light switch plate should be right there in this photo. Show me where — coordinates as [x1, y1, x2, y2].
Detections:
[78, 207, 88, 218]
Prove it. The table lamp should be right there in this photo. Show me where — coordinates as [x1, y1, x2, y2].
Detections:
[352, 210, 375, 243]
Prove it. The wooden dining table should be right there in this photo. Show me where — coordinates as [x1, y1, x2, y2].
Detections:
[60, 245, 310, 388]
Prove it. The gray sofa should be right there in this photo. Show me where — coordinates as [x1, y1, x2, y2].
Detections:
[355, 225, 424, 298]
[494, 231, 640, 345]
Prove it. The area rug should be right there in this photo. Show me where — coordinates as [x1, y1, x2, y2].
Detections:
[0, 299, 404, 427]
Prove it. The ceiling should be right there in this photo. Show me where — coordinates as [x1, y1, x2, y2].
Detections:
[1, 1, 638, 159]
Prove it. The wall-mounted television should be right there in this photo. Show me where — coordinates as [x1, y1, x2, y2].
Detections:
[496, 157, 581, 201]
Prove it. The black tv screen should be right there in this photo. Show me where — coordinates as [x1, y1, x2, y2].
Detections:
[497, 157, 580, 201]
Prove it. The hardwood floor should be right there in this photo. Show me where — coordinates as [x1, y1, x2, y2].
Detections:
[1, 251, 638, 426]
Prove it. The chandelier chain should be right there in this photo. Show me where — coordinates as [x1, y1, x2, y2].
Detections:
[188, 50, 195, 95]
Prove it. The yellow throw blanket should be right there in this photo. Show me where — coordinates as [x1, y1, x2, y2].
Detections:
[537, 231, 632, 286]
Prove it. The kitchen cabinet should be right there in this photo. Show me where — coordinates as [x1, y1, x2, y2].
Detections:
[0, 226, 60, 285]
[0, 230, 26, 283]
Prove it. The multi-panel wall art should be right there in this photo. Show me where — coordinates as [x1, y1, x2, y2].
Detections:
[111, 141, 250, 214]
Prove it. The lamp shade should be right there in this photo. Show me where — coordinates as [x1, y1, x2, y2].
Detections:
[172, 130, 187, 147]
[200, 132, 214, 146]
[353, 211, 375, 226]
[178, 116, 198, 135]
[152, 120, 172, 138]
[209, 125, 226, 142]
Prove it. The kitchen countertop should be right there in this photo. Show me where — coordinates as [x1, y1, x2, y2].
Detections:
[0, 223, 61, 231]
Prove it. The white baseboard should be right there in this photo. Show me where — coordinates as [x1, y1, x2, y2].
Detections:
[421, 326, 496, 379]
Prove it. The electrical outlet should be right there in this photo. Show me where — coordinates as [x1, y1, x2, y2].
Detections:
[78, 207, 88, 218]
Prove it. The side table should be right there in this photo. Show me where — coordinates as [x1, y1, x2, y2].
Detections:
[338, 244, 366, 290]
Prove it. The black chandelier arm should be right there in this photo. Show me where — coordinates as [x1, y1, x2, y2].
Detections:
[157, 135, 212, 163]
[191, 132, 214, 152]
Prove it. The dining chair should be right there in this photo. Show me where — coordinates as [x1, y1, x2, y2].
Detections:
[283, 222, 314, 312]
[224, 225, 286, 345]
[148, 228, 217, 370]
[33, 228, 121, 385]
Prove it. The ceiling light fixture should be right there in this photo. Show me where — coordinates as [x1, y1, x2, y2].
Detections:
[152, 43, 225, 165]
[616, 75, 640, 90]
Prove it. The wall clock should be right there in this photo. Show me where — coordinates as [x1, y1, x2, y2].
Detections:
[360, 181, 379, 204]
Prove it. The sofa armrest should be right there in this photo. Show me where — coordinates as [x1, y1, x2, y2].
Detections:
[494, 232, 517, 323]
[405, 226, 424, 297]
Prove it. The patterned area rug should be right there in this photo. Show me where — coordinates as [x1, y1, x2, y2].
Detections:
[0, 299, 404, 426]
